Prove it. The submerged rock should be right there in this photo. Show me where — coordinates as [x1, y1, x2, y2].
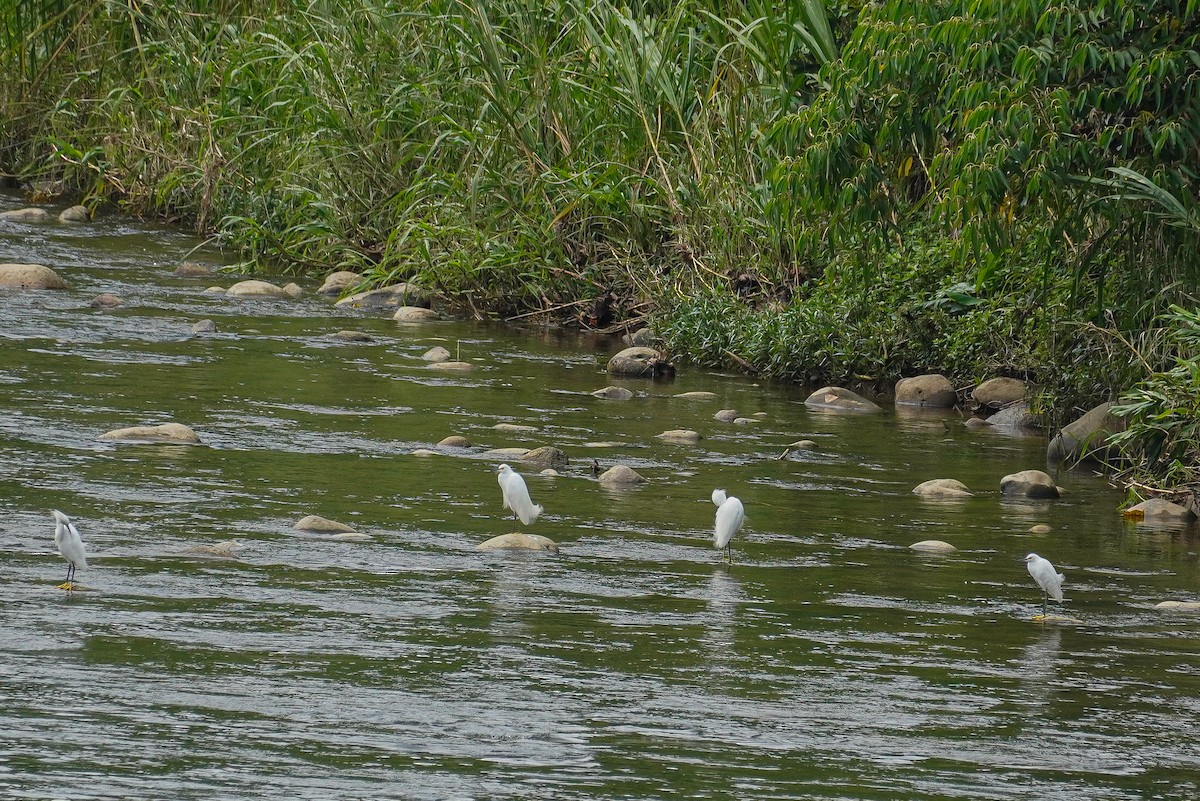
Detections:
[477, 532, 558, 552]
[483, 447, 531, 460]
[332, 330, 374, 343]
[986, 402, 1041, 432]
[422, 346, 452, 362]
[282, 282, 303, 299]
[1156, 600, 1200, 611]
[493, 422, 537, 432]
[999, 469, 1060, 499]
[293, 515, 356, 533]
[191, 319, 217, 334]
[895, 374, 957, 408]
[174, 262, 213, 278]
[89, 293, 123, 309]
[592, 386, 634, 400]
[912, 478, 973, 499]
[58, 205, 90, 223]
[98, 422, 201, 444]
[804, 386, 883, 414]
[427, 361, 473, 371]
[1029, 524, 1053, 534]
[0, 207, 50, 223]
[909, 540, 958, 553]
[437, 435, 472, 448]
[182, 540, 244, 558]
[714, 409, 739, 422]
[656, 429, 701, 444]
[0, 263, 67, 290]
[673, 391, 718, 400]
[336, 283, 430, 309]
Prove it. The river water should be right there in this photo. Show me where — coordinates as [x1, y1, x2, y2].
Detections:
[2, 194, 1199, 800]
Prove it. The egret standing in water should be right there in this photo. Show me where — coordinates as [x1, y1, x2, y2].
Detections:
[711, 489, 745, 563]
[1025, 552, 1065, 618]
[51, 510, 87, 590]
[497, 464, 543, 526]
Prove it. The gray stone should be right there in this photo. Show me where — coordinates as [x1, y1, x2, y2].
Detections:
[673, 391, 718, 400]
[909, 540, 957, 553]
[972, 377, 1028, 409]
[226, 280, 291, 298]
[592, 386, 634, 400]
[999, 469, 1060, 499]
[483, 447, 531, 460]
[294, 515, 356, 533]
[437, 435, 472, 448]
[174, 262, 212, 278]
[191, 319, 217, 334]
[317, 270, 362, 296]
[1124, 498, 1197, 522]
[522, 446, 569, 470]
[477, 532, 558, 552]
[714, 409, 739, 422]
[0, 207, 50, 223]
[494, 422, 537, 432]
[422, 346, 452, 362]
[804, 386, 883, 414]
[607, 346, 672, 378]
[98, 422, 200, 444]
[1047, 401, 1127, 465]
[986, 401, 1041, 432]
[58, 205, 90, 223]
[623, 327, 658, 347]
[912, 478, 973, 498]
[0, 263, 67, 290]
[203, 286, 226, 294]
[394, 305, 440, 322]
[89, 293, 123, 309]
[1156, 600, 1200, 611]
[895, 374, 957, 407]
[332, 330, 373, 342]
[282, 282, 303, 299]
[656, 429, 701, 444]
[336, 283, 430, 310]
[598, 465, 647, 485]
[427, 361, 473, 371]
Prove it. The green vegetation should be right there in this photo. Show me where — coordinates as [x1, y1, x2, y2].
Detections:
[2, 0, 1199, 493]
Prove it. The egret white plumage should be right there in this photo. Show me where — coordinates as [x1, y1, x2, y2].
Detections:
[51, 509, 87, 590]
[1025, 552, 1064, 618]
[711, 489, 745, 563]
[497, 464, 543, 526]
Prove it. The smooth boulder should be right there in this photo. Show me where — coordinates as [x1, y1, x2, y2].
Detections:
[804, 386, 883, 414]
[336, 283, 430, 309]
[972, 377, 1028, 409]
[909, 540, 957, 553]
[191, 319, 217, 334]
[58, 205, 90, 223]
[332, 330, 374, 343]
[592, 386, 633, 400]
[294, 515, 356, 533]
[226, 280, 291, 298]
[1123, 498, 1197, 523]
[89, 293, 123, 309]
[437, 435, 472, 448]
[0, 263, 67, 290]
[912, 478, 973, 499]
[394, 306, 440, 322]
[477, 532, 558, 552]
[607, 347, 672, 378]
[999, 469, 1060, 499]
[522, 446, 569, 470]
[1047, 401, 1127, 465]
[656, 429, 701, 444]
[895, 374, 956, 408]
[422, 346, 452, 362]
[598, 465, 647, 485]
[1156, 600, 1200, 611]
[317, 270, 361, 296]
[98, 422, 200, 444]
[985, 402, 1041, 433]
[673, 391, 718, 400]
[0, 207, 50, 223]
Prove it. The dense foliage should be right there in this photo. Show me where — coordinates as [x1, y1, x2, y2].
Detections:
[2, 0, 1199, 489]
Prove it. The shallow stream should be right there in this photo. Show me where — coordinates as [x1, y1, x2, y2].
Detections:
[2, 193, 1199, 800]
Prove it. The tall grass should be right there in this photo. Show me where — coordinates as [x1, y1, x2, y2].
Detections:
[1, 0, 832, 316]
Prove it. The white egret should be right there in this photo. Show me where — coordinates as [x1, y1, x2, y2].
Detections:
[1025, 552, 1065, 618]
[497, 464, 543, 526]
[711, 489, 745, 563]
[51, 510, 88, 590]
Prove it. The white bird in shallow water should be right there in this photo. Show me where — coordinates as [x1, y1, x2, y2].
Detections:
[51, 510, 88, 590]
[1025, 552, 1065, 618]
[497, 464, 543, 526]
[711, 489, 745, 563]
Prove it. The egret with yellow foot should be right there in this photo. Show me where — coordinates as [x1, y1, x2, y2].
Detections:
[51, 509, 88, 591]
